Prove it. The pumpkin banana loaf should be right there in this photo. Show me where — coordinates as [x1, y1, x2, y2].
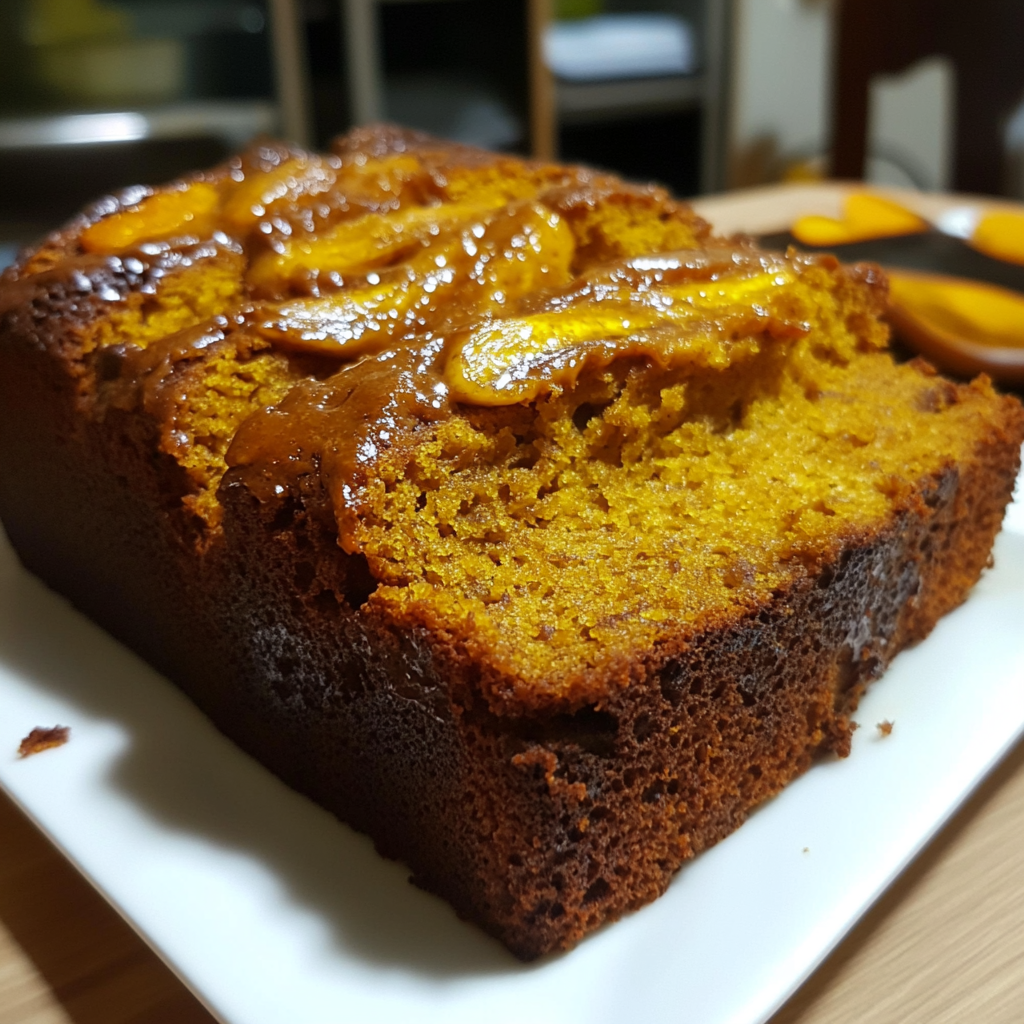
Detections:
[1, 126, 1021, 959]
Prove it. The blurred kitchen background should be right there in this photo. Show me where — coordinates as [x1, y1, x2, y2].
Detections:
[1, 0, 1023, 269]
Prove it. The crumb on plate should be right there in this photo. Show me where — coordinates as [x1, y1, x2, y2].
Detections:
[18, 726, 70, 758]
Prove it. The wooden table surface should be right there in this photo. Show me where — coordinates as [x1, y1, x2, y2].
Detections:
[2, 183, 1023, 1024]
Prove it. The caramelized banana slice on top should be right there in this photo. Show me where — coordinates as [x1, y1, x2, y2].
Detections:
[81, 182, 222, 254]
[445, 258, 812, 405]
[253, 201, 576, 357]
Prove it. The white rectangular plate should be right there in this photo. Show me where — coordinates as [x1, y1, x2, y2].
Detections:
[1, 466, 1022, 1024]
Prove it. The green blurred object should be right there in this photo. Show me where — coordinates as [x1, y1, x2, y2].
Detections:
[23, 0, 186, 106]
[36, 39, 186, 105]
[554, 0, 604, 20]
[22, 0, 129, 46]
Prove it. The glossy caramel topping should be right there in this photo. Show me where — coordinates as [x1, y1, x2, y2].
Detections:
[80, 182, 221, 252]
[228, 342, 450, 549]
[445, 250, 811, 405]
[218, 154, 340, 234]
[251, 200, 575, 358]
[247, 194, 510, 294]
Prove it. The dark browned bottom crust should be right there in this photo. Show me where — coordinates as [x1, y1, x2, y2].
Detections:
[1, 314, 1022, 960]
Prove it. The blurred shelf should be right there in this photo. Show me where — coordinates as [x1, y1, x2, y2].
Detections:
[548, 0, 730, 194]
[341, 0, 540, 154]
[0, 100, 278, 151]
[556, 73, 706, 125]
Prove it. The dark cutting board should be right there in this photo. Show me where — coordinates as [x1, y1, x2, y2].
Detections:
[757, 229, 1024, 297]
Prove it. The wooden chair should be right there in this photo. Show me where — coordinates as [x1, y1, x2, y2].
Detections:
[831, 0, 1024, 195]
